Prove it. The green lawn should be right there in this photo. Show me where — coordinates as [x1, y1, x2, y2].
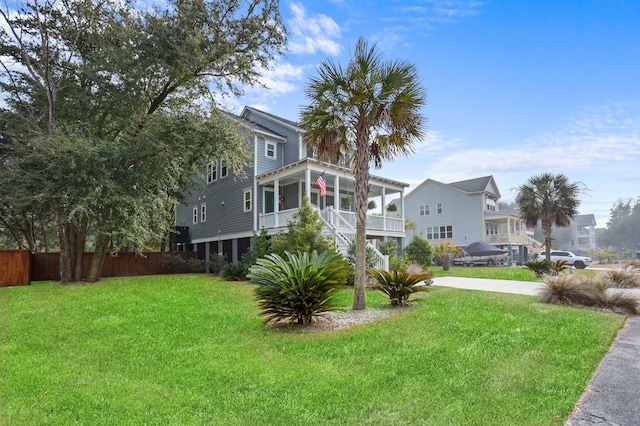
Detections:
[430, 265, 596, 280]
[0, 274, 624, 425]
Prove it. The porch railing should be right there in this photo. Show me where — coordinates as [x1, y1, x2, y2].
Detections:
[485, 233, 541, 247]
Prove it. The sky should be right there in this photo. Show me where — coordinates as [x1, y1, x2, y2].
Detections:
[229, 0, 640, 228]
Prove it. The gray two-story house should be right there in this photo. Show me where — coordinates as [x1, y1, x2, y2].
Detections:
[401, 175, 540, 264]
[173, 107, 408, 269]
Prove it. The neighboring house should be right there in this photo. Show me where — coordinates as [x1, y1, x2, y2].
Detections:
[567, 214, 598, 256]
[172, 106, 408, 269]
[401, 175, 541, 264]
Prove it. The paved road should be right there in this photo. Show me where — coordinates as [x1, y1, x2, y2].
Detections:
[432, 276, 640, 426]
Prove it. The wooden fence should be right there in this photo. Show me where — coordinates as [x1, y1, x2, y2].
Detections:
[0, 250, 31, 287]
[0, 251, 197, 285]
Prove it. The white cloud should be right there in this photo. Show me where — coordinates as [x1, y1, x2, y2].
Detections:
[287, 3, 342, 55]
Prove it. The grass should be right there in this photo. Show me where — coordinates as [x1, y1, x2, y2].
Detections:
[0, 274, 624, 425]
[430, 265, 596, 280]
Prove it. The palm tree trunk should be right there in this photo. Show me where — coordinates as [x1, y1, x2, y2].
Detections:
[353, 126, 371, 310]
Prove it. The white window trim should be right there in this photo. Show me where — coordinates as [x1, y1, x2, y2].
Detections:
[265, 141, 277, 159]
[200, 203, 206, 223]
[192, 207, 198, 224]
[220, 160, 228, 178]
[437, 202, 443, 214]
[243, 188, 252, 212]
[207, 161, 217, 184]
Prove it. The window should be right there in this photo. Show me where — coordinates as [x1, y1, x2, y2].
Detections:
[265, 141, 276, 159]
[426, 225, 453, 240]
[419, 204, 430, 216]
[243, 189, 252, 212]
[207, 161, 217, 183]
[192, 207, 198, 224]
[200, 203, 206, 223]
[437, 202, 443, 214]
[220, 160, 228, 178]
[486, 198, 496, 211]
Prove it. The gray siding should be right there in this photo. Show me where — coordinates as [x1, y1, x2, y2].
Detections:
[177, 161, 255, 242]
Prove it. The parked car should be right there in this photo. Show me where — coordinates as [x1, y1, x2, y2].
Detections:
[537, 250, 591, 269]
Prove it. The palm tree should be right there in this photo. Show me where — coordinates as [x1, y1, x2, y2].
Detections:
[516, 173, 581, 261]
[300, 37, 427, 310]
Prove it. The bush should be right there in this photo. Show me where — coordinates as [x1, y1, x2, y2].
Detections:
[345, 241, 379, 286]
[269, 196, 332, 256]
[539, 275, 589, 305]
[186, 257, 206, 273]
[405, 235, 432, 268]
[606, 269, 640, 288]
[369, 269, 433, 306]
[540, 275, 640, 315]
[524, 260, 551, 277]
[248, 251, 350, 325]
[209, 253, 228, 274]
[379, 238, 406, 272]
[163, 253, 186, 274]
[524, 260, 570, 277]
[221, 262, 249, 281]
[432, 240, 458, 271]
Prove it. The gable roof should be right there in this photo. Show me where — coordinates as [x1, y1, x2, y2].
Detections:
[448, 176, 501, 197]
[241, 106, 303, 133]
[574, 214, 597, 226]
[407, 175, 501, 199]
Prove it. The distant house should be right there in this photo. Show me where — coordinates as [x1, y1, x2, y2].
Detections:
[568, 214, 597, 256]
[401, 175, 540, 264]
[172, 106, 408, 269]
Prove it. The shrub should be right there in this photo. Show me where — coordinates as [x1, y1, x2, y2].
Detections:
[524, 260, 552, 277]
[379, 238, 406, 272]
[248, 251, 350, 325]
[186, 257, 206, 273]
[241, 229, 272, 266]
[163, 253, 186, 273]
[540, 275, 640, 315]
[345, 241, 379, 286]
[581, 277, 639, 315]
[405, 235, 433, 268]
[209, 253, 227, 274]
[369, 269, 432, 306]
[432, 240, 458, 271]
[626, 259, 640, 269]
[270, 196, 332, 256]
[606, 269, 640, 288]
[221, 263, 249, 281]
[539, 275, 588, 305]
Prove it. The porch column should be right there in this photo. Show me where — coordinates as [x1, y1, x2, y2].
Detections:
[274, 178, 280, 228]
[334, 175, 340, 225]
[381, 187, 387, 231]
[305, 168, 311, 199]
[507, 217, 512, 242]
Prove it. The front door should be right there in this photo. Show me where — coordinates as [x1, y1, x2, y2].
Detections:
[264, 191, 274, 213]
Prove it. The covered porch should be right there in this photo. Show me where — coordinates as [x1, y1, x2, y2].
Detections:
[256, 159, 407, 237]
[484, 212, 540, 247]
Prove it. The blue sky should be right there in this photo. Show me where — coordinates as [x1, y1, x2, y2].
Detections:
[231, 0, 640, 227]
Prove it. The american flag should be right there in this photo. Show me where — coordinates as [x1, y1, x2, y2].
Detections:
[316, 172, 326, 197]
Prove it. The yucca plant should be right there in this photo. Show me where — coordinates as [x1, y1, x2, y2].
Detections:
[248, 251, 350, 325]
[369, 269, 432, 306]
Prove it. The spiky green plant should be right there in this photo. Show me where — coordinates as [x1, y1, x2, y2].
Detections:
[248, 251, 350, 325]
[369, 269, 432, 306]
[524, 260, 553, 277]
[221, 263, 249, 281]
